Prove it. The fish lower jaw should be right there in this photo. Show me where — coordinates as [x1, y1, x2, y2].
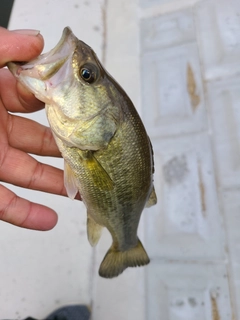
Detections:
[19, 75, 57, 105]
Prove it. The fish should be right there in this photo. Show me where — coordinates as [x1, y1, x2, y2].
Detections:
[8, 27, 157, 278]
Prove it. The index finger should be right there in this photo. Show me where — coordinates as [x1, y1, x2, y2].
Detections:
[0, 68, 44, 113]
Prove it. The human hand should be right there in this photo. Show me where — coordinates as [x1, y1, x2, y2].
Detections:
[0, 27, 69, 231]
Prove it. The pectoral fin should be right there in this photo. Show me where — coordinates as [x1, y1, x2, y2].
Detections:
[78, 150, 114, 191]
[64, 160, 79, 200]
[87, 214, 103, 246]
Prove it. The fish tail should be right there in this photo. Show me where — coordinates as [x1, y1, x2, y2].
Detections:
[98, 239, 150, 278]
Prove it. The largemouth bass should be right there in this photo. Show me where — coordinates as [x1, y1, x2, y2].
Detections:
[8, 27, 157, 278]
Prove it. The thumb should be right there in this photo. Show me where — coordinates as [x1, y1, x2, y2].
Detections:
[0, 27, 44, 67]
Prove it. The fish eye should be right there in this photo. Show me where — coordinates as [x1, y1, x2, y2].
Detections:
[80, 63, 98, 84]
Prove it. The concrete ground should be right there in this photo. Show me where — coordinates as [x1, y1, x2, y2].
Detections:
[0, 0, 240, 319]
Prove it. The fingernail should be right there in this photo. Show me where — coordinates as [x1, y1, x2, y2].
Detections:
[11, 29, 40, 36]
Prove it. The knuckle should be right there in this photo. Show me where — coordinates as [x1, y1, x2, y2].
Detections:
[41, 126, 53, 152]
[0, 192, 18, 222]
[27, 161, 44, 189]
[0, 144, 8, 175]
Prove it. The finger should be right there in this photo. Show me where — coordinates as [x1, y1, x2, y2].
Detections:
[0, 27, 45, 113]
[7, 114, 61, 157]
[0, 184, 58, 230]
[0, 27, 44, 68]
[0, 146, 66, 196]
[0, 69, 44, 113]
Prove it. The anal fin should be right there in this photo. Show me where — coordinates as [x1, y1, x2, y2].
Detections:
[87, 214, 103, 247]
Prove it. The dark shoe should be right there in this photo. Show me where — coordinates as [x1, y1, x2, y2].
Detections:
[24, 305, 91, 320]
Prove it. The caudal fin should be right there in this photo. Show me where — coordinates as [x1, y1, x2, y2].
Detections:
[99, 239, 150, 278]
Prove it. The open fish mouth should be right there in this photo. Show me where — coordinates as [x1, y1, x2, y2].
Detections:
[8, 27, 75, 79]
[7, 27, 76, 102]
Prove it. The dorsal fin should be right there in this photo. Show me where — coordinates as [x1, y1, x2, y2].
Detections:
[145, 186, 157, 208]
